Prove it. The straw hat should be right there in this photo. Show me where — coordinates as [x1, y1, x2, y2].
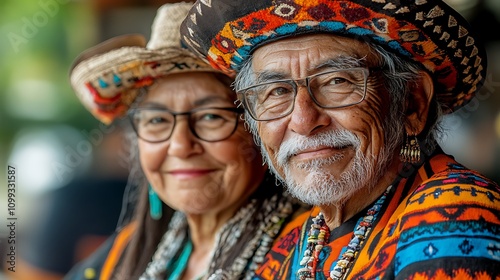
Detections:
[70, 2, 218, 124]
[180, 0, 488, 114]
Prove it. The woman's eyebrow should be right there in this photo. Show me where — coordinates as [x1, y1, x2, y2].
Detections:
[138, 101, 166, 109]
[193, 95, 232, 107]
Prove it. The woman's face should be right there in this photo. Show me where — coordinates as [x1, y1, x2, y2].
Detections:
[137, 72, 266, 216]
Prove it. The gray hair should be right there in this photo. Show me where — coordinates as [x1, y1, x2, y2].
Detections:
[233, 42, 444, 155]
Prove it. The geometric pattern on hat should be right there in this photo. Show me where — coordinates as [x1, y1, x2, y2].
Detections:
[180, 0, 488, 114]
[70, 2, 219, 124]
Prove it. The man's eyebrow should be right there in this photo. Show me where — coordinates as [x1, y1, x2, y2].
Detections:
[314, 55, 367, 72]
[253, 55, 367, 82]
[254, 71, 289, 83]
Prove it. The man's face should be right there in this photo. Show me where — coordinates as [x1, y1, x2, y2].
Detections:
[249, 34, 400, 206]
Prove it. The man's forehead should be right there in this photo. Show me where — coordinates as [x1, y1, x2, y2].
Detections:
[251, 34, 376, 74]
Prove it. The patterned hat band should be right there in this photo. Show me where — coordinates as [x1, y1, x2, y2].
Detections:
[181, 0, 488, 114]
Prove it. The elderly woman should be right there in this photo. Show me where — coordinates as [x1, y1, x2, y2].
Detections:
[64, 3, 304, 280]
[181, 0, 500, 279]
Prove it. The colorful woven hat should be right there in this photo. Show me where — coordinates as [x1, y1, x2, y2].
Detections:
[70, 2, 219, 124]
[180, 0, 488, 114]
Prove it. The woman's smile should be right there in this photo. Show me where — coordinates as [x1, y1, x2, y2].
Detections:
[165, 168, 216, 180]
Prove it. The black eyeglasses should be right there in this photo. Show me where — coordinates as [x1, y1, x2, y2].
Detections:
[128, 107, 244, 143]
[236, 67, 370, 121]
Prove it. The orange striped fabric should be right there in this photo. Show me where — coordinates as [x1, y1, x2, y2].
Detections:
[99, 222, 136, 280]
[254, 151, 500, 279]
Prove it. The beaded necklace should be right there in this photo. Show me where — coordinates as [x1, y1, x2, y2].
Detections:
[140, 190, 296, 280]
[297, 186, 391, 280]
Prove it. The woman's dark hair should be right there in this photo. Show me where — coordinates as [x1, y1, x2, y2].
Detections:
[113, 120, 173, 279]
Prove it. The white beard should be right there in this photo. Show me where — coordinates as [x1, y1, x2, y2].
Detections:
[262, 129, 383, 206]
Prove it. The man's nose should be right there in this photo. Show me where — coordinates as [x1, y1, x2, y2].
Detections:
[287, 85, 331, 136]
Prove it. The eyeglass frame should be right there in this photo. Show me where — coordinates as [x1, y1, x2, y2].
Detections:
[127, 106, 245, 143]
[236, 67, 372, 121]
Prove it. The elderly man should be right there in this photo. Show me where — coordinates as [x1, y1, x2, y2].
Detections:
[181, 0, 500, 279]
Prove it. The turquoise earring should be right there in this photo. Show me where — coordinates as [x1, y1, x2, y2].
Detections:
[148, 184, 162, 220]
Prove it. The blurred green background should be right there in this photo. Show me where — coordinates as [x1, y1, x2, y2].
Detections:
[0, 0, 499, 278]
[0, 0, 159, 193]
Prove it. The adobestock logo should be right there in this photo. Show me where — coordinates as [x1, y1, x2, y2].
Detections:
[7, 0, 70, 53]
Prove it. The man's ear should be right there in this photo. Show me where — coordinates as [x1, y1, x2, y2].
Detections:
[405, 70, 434, 134]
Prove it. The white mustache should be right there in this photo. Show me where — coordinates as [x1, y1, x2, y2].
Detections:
[275, 129, 360, 166]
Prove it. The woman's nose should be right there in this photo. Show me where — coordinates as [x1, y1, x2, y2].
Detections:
[167, 118, 202, 158]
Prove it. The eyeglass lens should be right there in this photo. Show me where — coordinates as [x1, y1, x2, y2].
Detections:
[130, 108, 240, 142]
[241, 68, 368, 120]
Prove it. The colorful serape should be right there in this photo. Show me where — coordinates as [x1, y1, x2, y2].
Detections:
[254, 150, 500, 279]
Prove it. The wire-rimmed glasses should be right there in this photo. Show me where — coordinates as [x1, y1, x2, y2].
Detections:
[237, 67, 370, 121]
